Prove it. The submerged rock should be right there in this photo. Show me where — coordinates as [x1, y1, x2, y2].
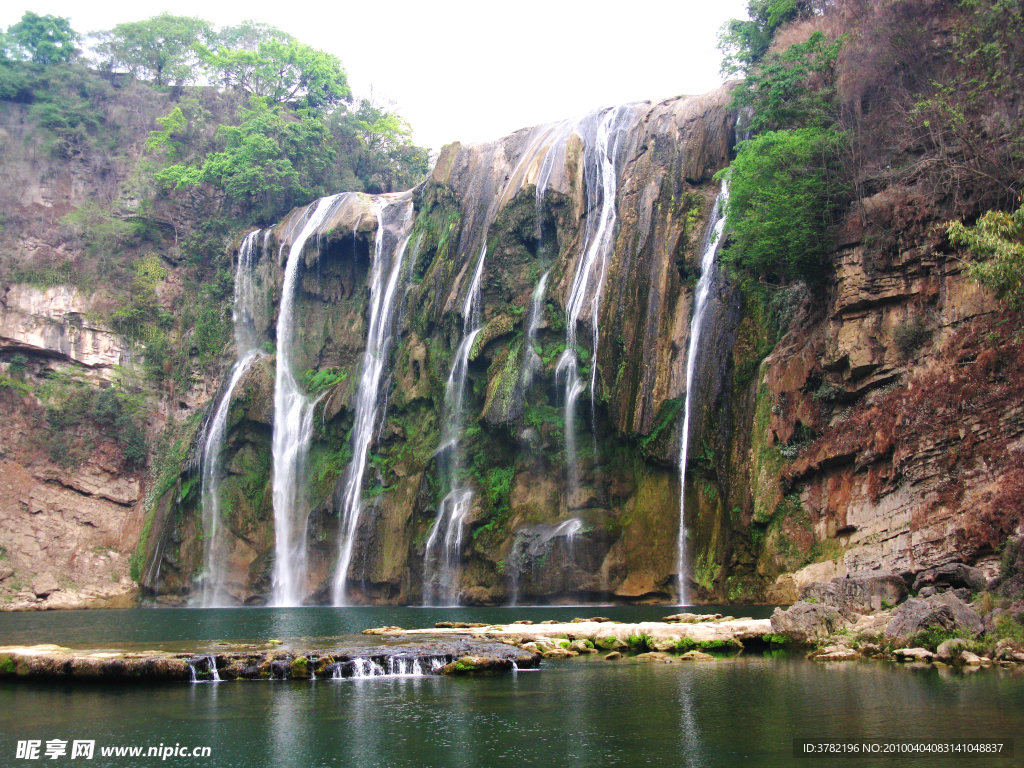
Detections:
[677, 650, 716, 662]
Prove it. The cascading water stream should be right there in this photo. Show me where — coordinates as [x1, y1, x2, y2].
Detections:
[198, 229, 264, 607]
[271, 193, 348, 607]
[676, 182, 729, 605]
[331, 195, 415, 606]
[556, 105, 637, 501]
[422, 121, 575, 606]
[519, 271, 549, 392]
[421, 250, 485, 606]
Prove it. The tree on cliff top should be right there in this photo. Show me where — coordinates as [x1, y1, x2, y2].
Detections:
[718, 0, 819, 76]
[4, 12, 78, 64]
[93, 14, 213, 86]
[200, 21, 351, 111]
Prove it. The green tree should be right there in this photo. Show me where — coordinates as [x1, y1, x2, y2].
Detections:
[733, 31, 843, 133]
[201, 21, 350, 110]
[337, 98, 427, 192]
[947, 195, 1024, 313]
[156, 97, 335, 221]
[722, 128, 845, 283]
[718, 0, 815, 76]
[6, 12, 78, 64]
[93, 13, 213, 86]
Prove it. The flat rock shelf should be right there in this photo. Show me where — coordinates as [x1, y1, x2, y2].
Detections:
[0, 640, 541, 682]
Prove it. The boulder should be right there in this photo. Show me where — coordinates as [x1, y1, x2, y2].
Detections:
[678, 650, 716, 662]
[594, 636, 628, 650]
[770, 602, 850, 643]
[635, 652, 673, 663]
[799, 572, 908, 615]
[884, 593, 984, 642]
[32, 573, 60, 598]
[960, 651, 982, 666]
[935, 638, 970, 662]
[519, 642, 539, 653]
[912, 563, 986, 595]
[604, 652, 622, 661]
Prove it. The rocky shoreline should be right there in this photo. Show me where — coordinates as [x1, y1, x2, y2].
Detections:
[3, 560, 1023, 682]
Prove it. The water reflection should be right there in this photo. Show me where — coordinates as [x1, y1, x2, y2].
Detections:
[3, 650, 1023, 767]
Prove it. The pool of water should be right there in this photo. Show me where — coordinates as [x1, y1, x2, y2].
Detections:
[0, 604, 775, 650]
[2, 608, 1022, 767]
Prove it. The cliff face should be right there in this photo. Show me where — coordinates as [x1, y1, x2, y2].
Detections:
[1, 71, 1018, 611]
[720, 197, 1021, 602]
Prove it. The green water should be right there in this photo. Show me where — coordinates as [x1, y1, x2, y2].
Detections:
[2, 608, 1022, 767]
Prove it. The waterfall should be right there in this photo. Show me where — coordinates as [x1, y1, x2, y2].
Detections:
[508, 517, 583, 605]
[421, 121, 576, 606]
[271, 193, 348, 607]
[421, 251, 485, 606]
[676, 182, 729, 605]
[331, 195, 415, 606]
[198, 229, 264, 608]
[555, 105, 638, 501]
[519, 271, 549, 392]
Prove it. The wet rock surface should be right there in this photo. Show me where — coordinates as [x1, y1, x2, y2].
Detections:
[0, 639, 540, 683]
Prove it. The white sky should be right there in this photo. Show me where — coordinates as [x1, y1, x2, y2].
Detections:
[1, 0, 750, 151]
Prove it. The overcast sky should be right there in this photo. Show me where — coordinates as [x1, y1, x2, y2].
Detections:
[1, 0, 750, 150]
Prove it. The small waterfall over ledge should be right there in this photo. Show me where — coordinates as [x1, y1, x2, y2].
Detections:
[676, 182, 729, 604]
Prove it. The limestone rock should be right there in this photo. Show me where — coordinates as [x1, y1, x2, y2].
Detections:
[800, 572, 908, 615]
[912, 563, 986, 594]
[651, 636, 682, 652]
[678, 650, 716, 662]
[884, 593, 984, 642]
[960, 651, 982, 666]
[595, 636, 628, 650]
[809, 647, 861, 661]
[770, 602, 850, 643]
[32, 573, 60, 597]
[935, 638, 970, 662]
[568, 640, 596, 654]
[635, 652, 673, 663]
[993, 639, 1024, 663]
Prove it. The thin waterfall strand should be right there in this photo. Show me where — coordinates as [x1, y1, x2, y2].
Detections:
[676, 182, 729, 604]
[198, 229, 263, 607]
[332, 196, 415, 605]
[422, 121, 575, 605]
[556, 105, 635, 501]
